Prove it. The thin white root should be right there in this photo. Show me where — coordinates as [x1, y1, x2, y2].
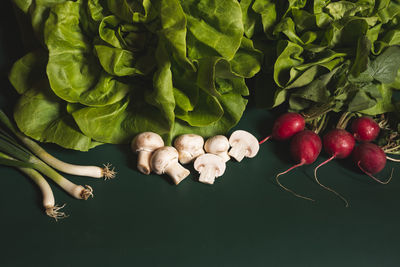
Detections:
[45, 204, 68, 221]
[80, 185, 94, 200]
[102, 163, 116, 180]
[387, 156, 400, 162]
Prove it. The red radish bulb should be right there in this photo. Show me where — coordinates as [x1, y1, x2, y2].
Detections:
[353, 143, 392, 184]
[323, 129, 355, 159]
[259, 113, 305, 144]
[276, 130, 322, 201]
[290, 130, 322, 164]
[314, 129, 355, 207]
[351, 117, 380, 142]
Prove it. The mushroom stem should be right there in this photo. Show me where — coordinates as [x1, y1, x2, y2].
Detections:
[137, 151, 152, 175]
[165, 162, 190, 185]
[178, 150, 193, 165]
[217, 152, 230, 162]
[198, 167, 217, 185]
[229, 143, 248, 162]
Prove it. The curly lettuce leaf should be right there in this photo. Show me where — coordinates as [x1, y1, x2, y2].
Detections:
[13, 81, 99, 151]
[44, 1, 130, 106]
[10, 0, 262, 150]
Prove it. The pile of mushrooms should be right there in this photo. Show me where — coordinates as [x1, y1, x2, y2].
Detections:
[131, 130, 259, 185]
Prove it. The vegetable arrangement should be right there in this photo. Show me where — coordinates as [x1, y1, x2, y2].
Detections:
[259, 112, 394, 207]
[239, 0, 400, 205]
[10, 0, 262, 150]
[244, 0, 400, 116]
[131, 130, 259, 185]
[5, 0, 400, 213]
[0, 110, 115, 220]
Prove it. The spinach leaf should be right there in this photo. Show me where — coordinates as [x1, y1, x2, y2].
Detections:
[369, 46, 400, 84]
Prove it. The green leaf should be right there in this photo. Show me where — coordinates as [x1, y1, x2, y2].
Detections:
[285, 65, 320, 89]
[240, 0, 260, 38]
[252, 0, 277, 37]
[325, 1, 358, 20]
[8, 50, 48, 94]
[182, 0, 244, 60]
[174, 89, 224, 127]
[13, 82, 97, 151]
[347, 83, 380, 112]
[369, 46, 400, 84]
[44, 1, 130, 106]
[290, 69, 335, 104]
[230, 37, 263, 78]
[106, 0, 157, 23]
[13, 0, 32, 13]
[273, 17, 303, 45]
[171, 91, 247, 142]
[87, 0, 107, 23]
[146, 39, 176, 130]
[95, 45, 155, 76]
[274, 40, 304, 87]
[159, 0, 194, 70]
[350, 36, 371, 77]
[72, 96, 171, 144]
[360, 84, 395, 115]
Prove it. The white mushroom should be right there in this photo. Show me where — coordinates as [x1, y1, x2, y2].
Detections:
[194, 153, 226, 185]
[131, 132, 164, 175]
[204, 135, 230, 162]
[173, 134, 205, 164]
[150, 146, 190, 185]
[228, 130, 259, 162]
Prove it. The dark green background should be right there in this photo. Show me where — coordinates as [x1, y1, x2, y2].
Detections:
[1, 2, 400, 267]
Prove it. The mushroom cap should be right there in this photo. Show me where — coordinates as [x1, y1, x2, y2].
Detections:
[204, 135, 230, 154]
[131, 132, 164, 153]
[150, 146, 179, 175]
[174, 134, 204, 151]
[229, 130, 259, 158]
[194, 153, 226, 177]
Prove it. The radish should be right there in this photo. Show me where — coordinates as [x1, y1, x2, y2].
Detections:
[353, 143, 393, 184]
[314, 129, 355, 207]
[351, 117, 380, 142]
[276, 130, 322, 201]
[259, 113, 305, 144]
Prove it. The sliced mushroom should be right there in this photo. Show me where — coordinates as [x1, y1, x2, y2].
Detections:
[204, 135, 230, 162]
[131, 132, 164, 175]
[194, 153, 226, 185]
[150, 146, 190, 185]
[228, 130, 259, 162]
[173, 134, 205, 164]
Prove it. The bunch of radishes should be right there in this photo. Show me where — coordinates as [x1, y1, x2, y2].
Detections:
[262, 112, 394, 207]
[131, 130, 260, 185]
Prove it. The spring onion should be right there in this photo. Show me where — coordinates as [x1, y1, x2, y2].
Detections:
[0, 152, 67, 220]
[0, 110, 115, 180]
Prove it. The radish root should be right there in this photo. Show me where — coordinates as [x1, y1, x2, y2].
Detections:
[386, 156, 400, 162]
[275, 161, 315, 202]
[46, 204, 68, 221]
[357, 161, 394, 184]
[81, 185, 94, 200]
[314, 155, 349, 207]
[102, 163, 116, 180]
[259, 135, 271, 145]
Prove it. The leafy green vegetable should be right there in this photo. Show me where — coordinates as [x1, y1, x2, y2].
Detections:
[248, 0, 400, 119]
[10, 0, 261, 150]
[13, 81, 99, 151]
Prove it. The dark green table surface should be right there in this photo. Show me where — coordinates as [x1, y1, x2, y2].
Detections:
[1, 2, 400, 267]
